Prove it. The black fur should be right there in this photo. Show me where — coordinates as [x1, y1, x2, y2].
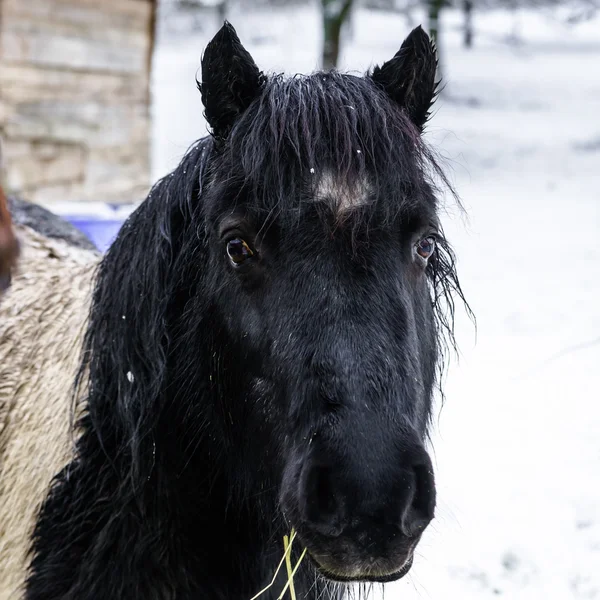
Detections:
[26, 23, 469, 600]
[7, 196, 97, 251]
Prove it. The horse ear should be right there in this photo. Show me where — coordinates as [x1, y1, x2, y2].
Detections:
[370, 26, 438, 131]
[199, 22, 265, 140]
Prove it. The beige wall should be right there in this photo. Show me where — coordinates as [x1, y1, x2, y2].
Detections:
[0, 0, 156, 204]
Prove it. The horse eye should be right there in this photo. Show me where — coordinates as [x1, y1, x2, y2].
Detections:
[415, 236, 436, 261]
[226, 238, 254, 265]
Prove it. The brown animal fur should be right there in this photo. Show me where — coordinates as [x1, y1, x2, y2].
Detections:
[0, 183, 20, 293]
[0, 225, 99, 599]
[0, 138, 20, 293]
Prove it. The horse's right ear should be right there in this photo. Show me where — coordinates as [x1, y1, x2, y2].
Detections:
[199, 22, 265, 140]
[370, 26, 438, 131]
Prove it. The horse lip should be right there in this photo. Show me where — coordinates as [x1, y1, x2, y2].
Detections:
[306, 551, 414, 583]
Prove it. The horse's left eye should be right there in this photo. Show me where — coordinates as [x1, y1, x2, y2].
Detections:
[415, 236, 436, 261]
[226, 238, 254, 265]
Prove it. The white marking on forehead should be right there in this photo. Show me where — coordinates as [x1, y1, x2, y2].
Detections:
[313, 171, 371, 212]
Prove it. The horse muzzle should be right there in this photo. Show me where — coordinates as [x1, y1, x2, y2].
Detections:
[280, 428, 435, 584]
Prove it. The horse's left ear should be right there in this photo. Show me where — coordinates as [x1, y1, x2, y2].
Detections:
[199, 22, 265, 140]
[370, 26, 438, 131]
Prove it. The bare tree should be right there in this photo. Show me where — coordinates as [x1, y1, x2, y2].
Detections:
[322, 0, 355, 69]
[463, 0, 474, 47]
[427, 0, 444, 42]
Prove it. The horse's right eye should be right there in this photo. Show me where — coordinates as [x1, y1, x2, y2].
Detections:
[226, 238, 254, 266]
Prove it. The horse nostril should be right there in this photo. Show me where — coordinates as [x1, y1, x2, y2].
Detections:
[302, 465, 345, 536]
[401, 464, 436, 537]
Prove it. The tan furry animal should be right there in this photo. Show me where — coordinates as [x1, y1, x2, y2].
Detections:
[0, 225, 99, 599]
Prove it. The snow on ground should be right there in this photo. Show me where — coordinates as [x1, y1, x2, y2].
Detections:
[151, 6, 600, 599]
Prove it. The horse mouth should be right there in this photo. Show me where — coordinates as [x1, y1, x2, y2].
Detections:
[306, 550, 414, 583]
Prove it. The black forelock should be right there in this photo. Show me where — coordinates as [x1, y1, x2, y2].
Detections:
[209, 71, 450, 227]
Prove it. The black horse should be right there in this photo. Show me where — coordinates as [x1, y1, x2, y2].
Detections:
[26, 23, 468, 599]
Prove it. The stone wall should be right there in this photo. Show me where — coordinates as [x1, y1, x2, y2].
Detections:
[0, 0, 156, 204]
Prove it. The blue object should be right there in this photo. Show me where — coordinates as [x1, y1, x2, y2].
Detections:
[65, 217, 126, 253]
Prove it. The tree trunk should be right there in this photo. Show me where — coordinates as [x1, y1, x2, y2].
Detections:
[343, 2, 355, 44]
[217, 0, 228, 25]
[464, 0, 473, 48]
[428, 0, 444, 83]
[428, 0, 443, 45]
[322, 0, 354, 70]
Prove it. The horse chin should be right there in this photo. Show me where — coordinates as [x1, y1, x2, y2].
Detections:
[306, 550, 414, 584]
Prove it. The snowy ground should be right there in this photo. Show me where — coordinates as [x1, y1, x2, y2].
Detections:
[151, 6, 600, 599]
